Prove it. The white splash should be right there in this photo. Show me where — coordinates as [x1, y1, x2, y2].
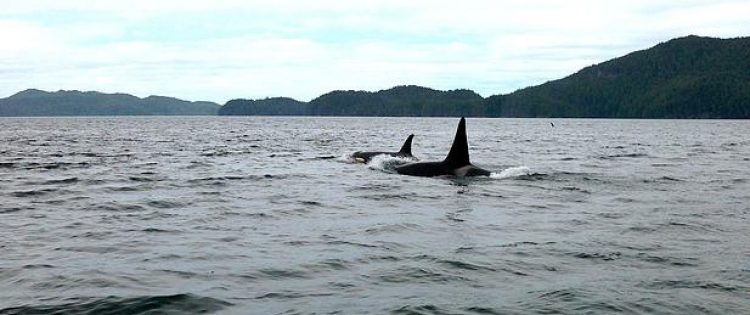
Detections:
[366, 154, 417, 173]
[490, 166, 532, 179]
[336, 153, 358, 163]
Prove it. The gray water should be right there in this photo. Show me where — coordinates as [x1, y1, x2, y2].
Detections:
[1, 117, 749, 314]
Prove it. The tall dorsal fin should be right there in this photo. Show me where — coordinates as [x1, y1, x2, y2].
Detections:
[444, 117, 470, 167]
[398, 134, 414, 155]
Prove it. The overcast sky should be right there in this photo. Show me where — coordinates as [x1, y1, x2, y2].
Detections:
[1, 0, 748, 103]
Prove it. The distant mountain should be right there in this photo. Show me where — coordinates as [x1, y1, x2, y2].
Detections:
[219, 85, 486, 117]
[308, 85, 484, 116]
[487, 35, 750, 118]
[0, 89, 220, 116]
[219, 97, 307, 116]
[221, 35, 750, 118]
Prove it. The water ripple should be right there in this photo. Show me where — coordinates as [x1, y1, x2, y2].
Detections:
[0, 294, 231, 315]
[1, 117, 748, 314]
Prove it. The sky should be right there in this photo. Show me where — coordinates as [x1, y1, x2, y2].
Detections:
[1, 0, 749, 103]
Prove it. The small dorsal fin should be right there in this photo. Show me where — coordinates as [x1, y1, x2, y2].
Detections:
[399, 134, 414, 155]
[444, 117, 470, 167]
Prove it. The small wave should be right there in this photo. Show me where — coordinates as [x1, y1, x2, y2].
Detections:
[126, 227, 181, 234]
[598, 153, 649, 159]
[523, 289, 635, 314]
[392, 304, 449, 315]
[299, 200, 324, 207]
[283, 240, 313, 246]
[11, 188, 57, 197]
[71, 231, 114, 239]
[365, 223, 421, 234]
[625, 225, 656, 233]
[643, 176, 682, 183]
[201, 150, 228, 157]
[302, 259, 351, 272]
[104, 185, 144, 192]
[347, 183, 399, 192]
[146, 200, 187, 209]
[651, 163, 675, 167]
[437, 259, 496, 272]
[201, 149, 253, 157]
[54, 245, 122, 254]
[496, 241, 557, 248]
[24, 177, 79, 185]
[185, 161, 212, 169]
[357, 255, 403, 263]
[327, 240, 380, 248]
[187, 175, 248, 182]
[537, 288, 585, 302]
[28, 276, 122, 290]
[490, 166, 532, 179]
[664, 221, 721, 233]
[22, 264, 55, 269]
[571, 251, 622, 261]
[377, 266, 471, 284]
[635, 253, 698, 267]
[128, 176, 161, 182]
[0, 206, 34, 214]
[640, 279, 741, 292]
[298, 155, 338, 161]
[20, 162, 91, 170]
[187, 174, 285, 183]
[561, 186, 591, 193]
[0, 294, 232, 315]
[47, 177, 79, 184]
[360, 192, 423, 201]
[255, 291, 334, 300]
[75, 152, 100, 157]
[95, 202, 146, 212]
[393, 305, 508, 315]
[158, 269, 200, 279]
[257, 268, 309, 279]
[268, 152, 301, 158]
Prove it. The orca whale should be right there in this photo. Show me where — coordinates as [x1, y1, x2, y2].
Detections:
[395, 117, 490, 177]
[352, 134, 415, 163]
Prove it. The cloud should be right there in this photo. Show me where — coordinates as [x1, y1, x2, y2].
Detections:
[1, 0, 749, 103]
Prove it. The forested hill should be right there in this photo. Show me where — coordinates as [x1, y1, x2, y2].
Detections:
[219, 97, 307, 116]
[0, 89, 220, 116]
[309, 86, 484, 116]
[219, 86, 485, 117]
[487, 35, 750, 118]
[221, 35, 750, 118]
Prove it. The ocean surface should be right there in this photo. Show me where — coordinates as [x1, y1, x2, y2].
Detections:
[1, 116, 748, 314]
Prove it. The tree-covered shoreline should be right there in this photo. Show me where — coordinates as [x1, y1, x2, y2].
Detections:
[0, 89, 220, 116]
[221, 35, 750, 119]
